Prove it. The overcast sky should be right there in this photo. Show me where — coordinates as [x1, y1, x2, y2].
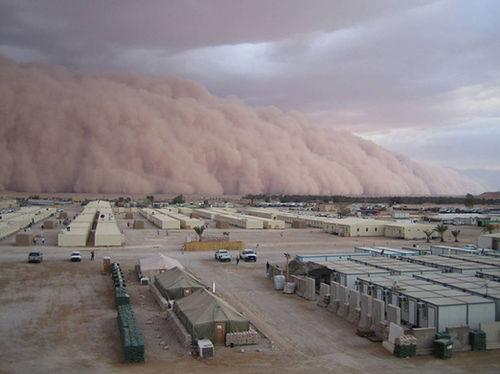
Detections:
[1, 0, 499, 188]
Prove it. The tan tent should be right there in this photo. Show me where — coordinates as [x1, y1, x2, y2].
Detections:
[138, 253, 184, 278]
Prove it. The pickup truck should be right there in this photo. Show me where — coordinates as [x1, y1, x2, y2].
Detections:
[239, 249, 257, 262]
[215, 250, 232, 262]
[28, 251, 43, 263]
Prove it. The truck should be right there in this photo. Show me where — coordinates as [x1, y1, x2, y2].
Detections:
[214, 249, 232, 262]
[239, 249, 257, 262]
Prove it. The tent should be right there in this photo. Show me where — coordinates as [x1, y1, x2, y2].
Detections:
[174, 289, 250, 344]
[154, 267, 206, 300]
[137, 253, 184, 278]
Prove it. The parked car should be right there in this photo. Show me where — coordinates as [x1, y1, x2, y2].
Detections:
[239, 249, 257, 262]
[70, 251, 82, 262]
[28, 251, 43, 263]
[214, 249, 232, 262]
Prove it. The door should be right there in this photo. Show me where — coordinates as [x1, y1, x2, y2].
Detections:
[214, 322, 226, 345]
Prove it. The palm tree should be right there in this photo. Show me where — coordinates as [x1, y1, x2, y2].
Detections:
[451, 229, 460, 242]
[193, 226, 205, 242]
[435, 224, 448, 242]
[423, 229, 435, 243]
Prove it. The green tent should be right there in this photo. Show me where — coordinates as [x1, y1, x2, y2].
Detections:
[154, 267, 207, 301]
[174, 288, 250, 344]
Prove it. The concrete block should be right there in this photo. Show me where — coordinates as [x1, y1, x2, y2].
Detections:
[317, 282, 330, 307]
[337, 303, 349, 319]
[359, 293, 373, 330]
[304, 277, 316, 301]
[408, 327, 436, 355]
[330, 281, 339, 301]
[371, 298, 385, 331]
[480, 321, 500, 350]
[328, 299, 340, 314]
[347, 290, 361, 324]
[337, 285, 348, 304]
[446, 326, 471, 352]
[386, 304, 401, 325]
[383, 322, 404, 354]
[388, 322, 404, 345]
[375, 321, 388, 341]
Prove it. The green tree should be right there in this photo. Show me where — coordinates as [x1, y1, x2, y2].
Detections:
[464, 193, 475, 208]
[171, 194, 185, 205]
[193, 226, 205, 241]
[337, 205, 351, 218]
[435, 224, 449, 242]
[423, 229, 435, 243]
[451, 229, 461, 242]
[146, 195, 154, 206]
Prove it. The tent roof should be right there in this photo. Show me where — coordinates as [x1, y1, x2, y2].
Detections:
[175, 289, 248, 326]
[155, 267, 206, 291]
[139, 253, 184, 272]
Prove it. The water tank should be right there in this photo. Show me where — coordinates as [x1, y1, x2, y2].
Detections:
[283, 282, 296, 294]
[273, 275, 286, 290]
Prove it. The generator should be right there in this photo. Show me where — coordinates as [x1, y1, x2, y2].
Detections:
[197, 339, 214, 358]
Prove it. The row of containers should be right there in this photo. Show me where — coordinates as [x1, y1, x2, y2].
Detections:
[272, 246, 500, 354]
[0, 206, 56, 240]
[58, 200, 123, 247]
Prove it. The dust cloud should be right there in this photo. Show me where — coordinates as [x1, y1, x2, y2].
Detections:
[0, 56, 483, 195]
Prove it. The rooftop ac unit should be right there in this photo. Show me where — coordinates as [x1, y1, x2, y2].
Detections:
[197, 339, 214, 358]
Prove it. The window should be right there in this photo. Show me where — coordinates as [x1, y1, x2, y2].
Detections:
[375, 228, 378, 232]
[366, 228, 369, 232]
[357, 228, 360, 232]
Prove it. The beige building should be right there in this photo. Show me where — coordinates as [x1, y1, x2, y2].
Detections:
[323, 218, 390, 237]
[479, 233, 500, 250]
[215, 212, 263, 229]
[140, 208, 181, 229]
[384, 222, 438, 240]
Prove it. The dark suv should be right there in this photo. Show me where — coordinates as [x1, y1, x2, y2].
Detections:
[28, 252, 43, 263]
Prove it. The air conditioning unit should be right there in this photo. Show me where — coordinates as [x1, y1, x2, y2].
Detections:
[197, 339, 214, 358]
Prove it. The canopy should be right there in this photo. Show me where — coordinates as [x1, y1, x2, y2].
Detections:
[154, 267, 206, 300]
[174, 289, 250, 342]
[138, 253, 184, 274]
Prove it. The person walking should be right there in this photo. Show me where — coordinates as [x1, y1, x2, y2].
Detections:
[266, 261, 270, 271]
[236, 257, 240, 265]
[41, 237, 45, 245]
[91, 250, 95, 261]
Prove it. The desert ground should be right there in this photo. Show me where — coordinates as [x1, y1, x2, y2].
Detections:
[0, 204, 499, 374]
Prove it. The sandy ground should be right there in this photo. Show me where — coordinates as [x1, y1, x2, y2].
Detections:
[1, 205, 499, 374]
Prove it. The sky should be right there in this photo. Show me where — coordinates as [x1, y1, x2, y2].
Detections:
[0, 0, 499, 189]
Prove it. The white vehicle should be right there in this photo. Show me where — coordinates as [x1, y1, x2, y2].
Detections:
[214, 250, 232, 262]
[70, 251, 82, 262]
[239, 249, 257, 262]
